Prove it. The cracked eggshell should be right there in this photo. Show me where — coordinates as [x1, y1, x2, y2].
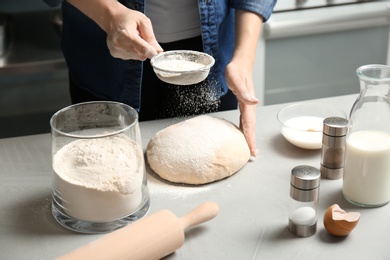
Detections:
[323, 204, 361, 236]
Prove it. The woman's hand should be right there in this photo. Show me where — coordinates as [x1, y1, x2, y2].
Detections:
[106, 9, 163, 60]
[225, 60, 259, 157]
[227, 9, 264, 157]
[67, 0, 163, 61]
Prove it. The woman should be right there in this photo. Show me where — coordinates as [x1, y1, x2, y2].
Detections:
[45, 0, 276, 156]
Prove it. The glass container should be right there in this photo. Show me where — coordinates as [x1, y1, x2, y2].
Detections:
[277, 102, 347, 150]
[342, 64, 390, 207]
[50, 101, 150, 233]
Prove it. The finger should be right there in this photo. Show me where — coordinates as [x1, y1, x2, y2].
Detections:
[108, 39, 149, 60]
[109, 43, 148, 61]
[107, 30, 157, 61]
[239, 102, 257, 157]
[128, 34, 159, 59]
[228, 77, 259, 105]
[234, 91, 259, 105]
[137, 19, 164, 56]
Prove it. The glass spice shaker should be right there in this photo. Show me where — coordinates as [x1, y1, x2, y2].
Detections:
[289, 165, 320, 237]
[343, 64, 390, 207]
[320, 117, 348, 180]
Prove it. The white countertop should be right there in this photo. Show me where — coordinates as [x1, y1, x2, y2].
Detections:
[1, 94, 390, 260]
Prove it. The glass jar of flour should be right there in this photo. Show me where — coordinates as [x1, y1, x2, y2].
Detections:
[50, 101, 150, 233]
[343, 64, 390, 207]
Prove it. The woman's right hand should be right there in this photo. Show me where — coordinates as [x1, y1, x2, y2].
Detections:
[106, 8, 163, 61]
[67, 0, 163, 61]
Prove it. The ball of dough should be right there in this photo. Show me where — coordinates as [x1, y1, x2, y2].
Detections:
[146, 115, 251, 185]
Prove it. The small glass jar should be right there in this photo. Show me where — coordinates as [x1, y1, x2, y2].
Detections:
[50, 101, 150, 233]
[289, 165, 320, 237]
[343, 64, 390, 207]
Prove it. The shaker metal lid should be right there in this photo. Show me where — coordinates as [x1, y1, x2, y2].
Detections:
[291, 165, 320, 190]
[320, 164, 343, 180]
[323, 117, 348, 136]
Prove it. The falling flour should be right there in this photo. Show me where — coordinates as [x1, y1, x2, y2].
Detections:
[52, 134, 144, 222]
[158, 80, 220, 119]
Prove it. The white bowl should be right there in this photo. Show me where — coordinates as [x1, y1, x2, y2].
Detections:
[150, 50, 215, 85]
[277, 102, 347, 149]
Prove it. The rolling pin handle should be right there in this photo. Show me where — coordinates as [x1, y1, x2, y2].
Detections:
[179, 201, 220, 230]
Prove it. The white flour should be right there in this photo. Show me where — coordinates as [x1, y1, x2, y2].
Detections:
[157, 59, 204, 72]
[52, 134, 144, 222]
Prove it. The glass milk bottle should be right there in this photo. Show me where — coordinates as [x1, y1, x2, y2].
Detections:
[342, 64, 390, 207]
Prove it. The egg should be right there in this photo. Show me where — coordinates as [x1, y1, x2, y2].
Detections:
[323, 204, 361, 236]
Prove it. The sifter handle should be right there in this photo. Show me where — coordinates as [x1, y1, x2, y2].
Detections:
[179, 201, 220, 230]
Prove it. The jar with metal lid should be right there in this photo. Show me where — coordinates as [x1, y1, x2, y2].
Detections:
[320, 117, 348, 179]
[289, 165, 320, 237]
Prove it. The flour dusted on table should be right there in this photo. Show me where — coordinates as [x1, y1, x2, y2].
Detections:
[53, 134, 144, 222]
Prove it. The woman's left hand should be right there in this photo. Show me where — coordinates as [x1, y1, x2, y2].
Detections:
[226, 9, 264, 157]
[225, 60, 259, 157]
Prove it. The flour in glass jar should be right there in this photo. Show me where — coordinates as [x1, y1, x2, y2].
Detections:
[52, 134, 144, 222]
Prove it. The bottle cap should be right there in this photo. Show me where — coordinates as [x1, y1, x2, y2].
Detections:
[323, 117, 348, 136]
[320, 164, 343, 179]
[289, 220, 317, 237]
[291, 165, 320, 190]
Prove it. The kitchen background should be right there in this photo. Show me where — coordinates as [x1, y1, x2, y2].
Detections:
[1, 0, 390, 138]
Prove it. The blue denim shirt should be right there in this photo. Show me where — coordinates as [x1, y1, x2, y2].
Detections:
[51, 0, 276, 111]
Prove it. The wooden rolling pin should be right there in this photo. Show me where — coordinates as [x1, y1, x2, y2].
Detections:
[57, 201, 219, 260]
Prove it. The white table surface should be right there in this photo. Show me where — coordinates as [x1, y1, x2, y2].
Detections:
[1, 94, 390, 260]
